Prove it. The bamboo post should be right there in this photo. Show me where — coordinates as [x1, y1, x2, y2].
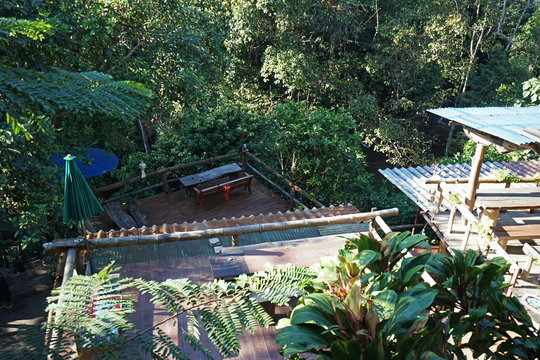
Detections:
[232, 235, 239, 247]
[62, 248, 76, 286]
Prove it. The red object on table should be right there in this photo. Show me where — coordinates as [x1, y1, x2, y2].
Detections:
[223, 184, 231, 201]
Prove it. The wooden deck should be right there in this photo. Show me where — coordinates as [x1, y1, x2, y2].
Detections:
[117, 234, 365, 359]
[90, 178, 290, 231]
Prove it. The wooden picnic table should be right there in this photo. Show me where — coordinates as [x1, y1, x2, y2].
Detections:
[179, 163, 242, 191]
[476, 186, 540, 226]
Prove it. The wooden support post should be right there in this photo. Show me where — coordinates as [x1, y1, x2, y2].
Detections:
[521, 243, 539, 281]
[465, 144, 486, 221]
[289, 186, 296, 210]
[411, 207, 421, 235]
[368, 207, 380, 241]
[232, 235, 239, 247]
[447, 205, 457, 233]
[435, 186, 444, 215]
[242, 147, 248, 173]
[161, 173, 169, 193]
[460, 222, 472, 251]
[374, 216, 392, 234]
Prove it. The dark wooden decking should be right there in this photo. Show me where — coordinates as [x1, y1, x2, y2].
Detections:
[91, 178, 289, 231]
[120, 254, 299, 359]
[139, 178, 289, 225]
[117, 234, 369, 359]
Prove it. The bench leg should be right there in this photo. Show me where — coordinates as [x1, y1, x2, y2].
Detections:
[521, 257, 534, 281]
[460, 222, 472, 251]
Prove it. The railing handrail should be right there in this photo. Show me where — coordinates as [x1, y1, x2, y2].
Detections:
[93, 152, 241, 195]
[246, 152, 324, 208]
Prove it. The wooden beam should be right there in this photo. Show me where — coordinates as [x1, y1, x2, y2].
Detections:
[43, 208, 399, 253]
[425, 177, 539, 184]
[466, 144, 486, 216]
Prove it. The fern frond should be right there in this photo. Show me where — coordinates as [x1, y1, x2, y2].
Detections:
[152, 327, 193, 360]
[184, 331, 215, 360]
[0, 65, 153, 125]
[0, 17, 53, 42]
[43, 263, 311, 359]
[239, 264, 315, 305]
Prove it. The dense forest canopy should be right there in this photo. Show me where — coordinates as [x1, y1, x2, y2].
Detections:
[2, 0, 540, 256]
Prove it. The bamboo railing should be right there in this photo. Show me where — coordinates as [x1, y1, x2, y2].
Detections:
[44, 208, 399, 253]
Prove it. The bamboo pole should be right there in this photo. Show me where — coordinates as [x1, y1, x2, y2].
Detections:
[246, 153, 324, 208]
[94, 152, 241, 195]
[43, 208, 399, 253]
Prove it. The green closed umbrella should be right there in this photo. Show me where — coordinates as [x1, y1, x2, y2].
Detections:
[62, 154, 104, 227]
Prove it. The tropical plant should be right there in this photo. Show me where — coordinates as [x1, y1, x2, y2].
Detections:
[276, 233, 540, 359]
[423, 250, 540, 359]
[4, 263, 314, 360]
[276, 232, 436, 359]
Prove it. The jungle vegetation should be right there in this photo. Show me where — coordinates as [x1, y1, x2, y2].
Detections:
[2, 0, 540, 260]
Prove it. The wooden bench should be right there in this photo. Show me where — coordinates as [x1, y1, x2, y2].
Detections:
[193, 173, 253, 207]
[492, 224, 540, 250]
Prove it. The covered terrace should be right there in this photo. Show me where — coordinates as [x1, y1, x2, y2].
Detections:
[380, 106, 540, 324]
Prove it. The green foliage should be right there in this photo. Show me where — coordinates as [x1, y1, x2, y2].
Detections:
[150, 100, 265, 168]
[442, 139, 539, 165]
[490, 168, 521, 183]
[277, 233, 540, 359]
[523, 77, 540, 103]
[424, 251, 539, 359]
[0, 17, 53, 42]
[27, 263, 314, 359]
[277, 232, 435, 359]
[0, 65, 152, 126]
[264, 101, 373, 208]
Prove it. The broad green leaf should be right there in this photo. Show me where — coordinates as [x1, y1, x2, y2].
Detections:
[290, 305, 336, 328]
[276, 324, 331, 354]
[357, 249, 382, 268]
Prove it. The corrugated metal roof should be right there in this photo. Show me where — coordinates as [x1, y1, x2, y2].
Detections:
[428, 106, 540, 145]
[379, 160, 540, 212]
